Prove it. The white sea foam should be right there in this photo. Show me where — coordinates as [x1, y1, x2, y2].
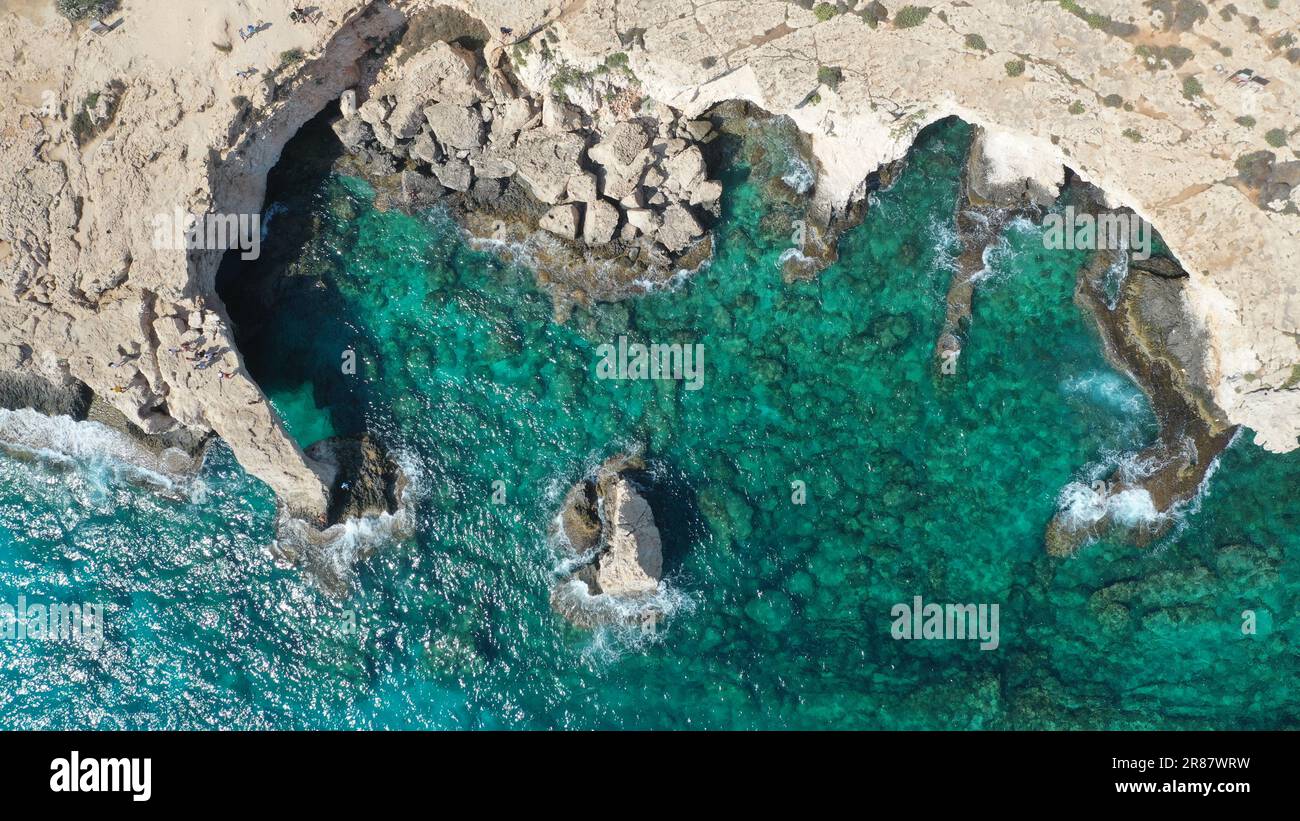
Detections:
[562, 578, 699, 664]
[1154, 428, 1243, 548]
[1061, 370, 1148, 417]
[782, 157, 815, 194]
[1108, 487, 1160, 527]
[1055, 480, 1164, 533]
[271, 445, 420, 597]
[777, 246, 813, 269]
[274, 504, 411, 597]
[1054, 426, 1239, 547]
[465, 232, 543, 274]
[261, 201, 289, 240]
[968, 214, 1034, 284]
[631, 263, 699, 294]
[0, 408, 194, 494]
[923, 215, 962, 277]
[1102, 245, 1130, 309]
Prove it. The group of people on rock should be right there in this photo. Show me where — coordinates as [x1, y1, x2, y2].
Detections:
[164, 338, 234, 381]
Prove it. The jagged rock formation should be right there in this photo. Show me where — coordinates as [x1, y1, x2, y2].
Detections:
[936, 124, 1064, 374]
[542, 0, 1300, 453]
[306, 434, 407, 523]
[330, 12, 722, 311]
[1, 0, 1297, 522]
[1047, 228, 1238, 555]
[551, 454, 664, 626]
[0, 1, 410, 521]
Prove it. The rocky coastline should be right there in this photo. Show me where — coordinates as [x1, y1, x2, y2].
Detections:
[932, 123, 1237, 555]
[1, 0, 1296, 551]
[1046, 224, 1239, 556]
[328, 11, 724, 318]
[0, 368, 211, 478]
[935, 125, 1062, 376]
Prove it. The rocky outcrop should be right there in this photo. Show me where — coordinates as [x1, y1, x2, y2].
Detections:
[965, 127, 1063, 210]
[0, 368, 211, 478]
[0, 0, 408, 521]
[305, 433, 407, 524]
[935, 125, 1063, 375]
[1046, 213, 1237, 556]
[551, 454, 664, 626]
[543, 0, 1299, 454]
[326, 14, 723, 309]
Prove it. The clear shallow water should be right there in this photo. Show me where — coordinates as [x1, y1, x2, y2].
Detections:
[2, 120, 1297, 729]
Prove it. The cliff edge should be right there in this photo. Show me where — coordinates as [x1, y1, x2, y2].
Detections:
[2, 0, 1297, 515]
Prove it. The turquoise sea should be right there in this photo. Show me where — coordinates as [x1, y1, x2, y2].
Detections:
[1, 119, 1296, 729]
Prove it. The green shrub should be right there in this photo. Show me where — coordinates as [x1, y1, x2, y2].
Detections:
[1068, 101, 1086, 115]
[1265, 128, 1288, 147]
[858, 0, 888, 26]
[1163, 45, 1194, 67]
[1056, 0, 1138, 36]
[1005, 59, 1026, 77]
[1122, 127, 1143, 142]
[1235, 150, 1275, 178]
[56, 0, 117, 20]
[1181, 75, 1204, 99]
[894, 6, 932, 28]
[1102, 93, 1124, 107]
[70, 82, 123, 146]
[1265, 0, 1280, 8]
[597, 51, 636, 80]
[278, 48, 305, 69]
[813, 3, 837, 22]
[964, 33, 987, 51]
[1235, 115, 1256, 128]
[550, 61, 588, 94]
[817, 65, 843, 89]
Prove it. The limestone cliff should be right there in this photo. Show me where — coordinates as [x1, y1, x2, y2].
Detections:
[2, 0, 1297, 517]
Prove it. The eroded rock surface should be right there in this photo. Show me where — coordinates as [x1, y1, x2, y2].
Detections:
[1, 0, 1297, 523]
[551, 454, 664, 626]
[327, 13, 724, 312]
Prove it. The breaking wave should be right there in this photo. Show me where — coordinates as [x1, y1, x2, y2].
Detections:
[1062, 370, 1148, 418]
[271, 447, 421, 598]
[781, 157, 815, 194]
[1055, 481, 1163, 532]
[0, 408, 197, 496]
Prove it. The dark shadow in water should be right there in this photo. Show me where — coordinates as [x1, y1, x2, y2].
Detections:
[632, 460, 709, 580]
[216, 104, 379, 445]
